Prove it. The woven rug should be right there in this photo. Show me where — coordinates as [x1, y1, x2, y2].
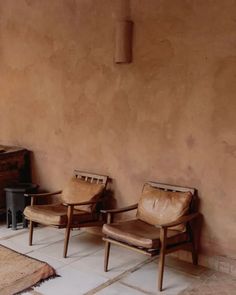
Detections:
[0, 244, 56, 295]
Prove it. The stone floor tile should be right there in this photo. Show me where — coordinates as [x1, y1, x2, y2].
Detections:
[28, 250, 66, 269]
[0, 223, 28, 240]
[121, 261, 196, 295]
[36, 231, 103, 263]
[0, 226, 70, 254]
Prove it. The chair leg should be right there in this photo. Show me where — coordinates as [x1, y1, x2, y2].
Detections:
[6, 210, 10, 228]
[63, 205, 74, 258]
[158, 228, 167, 292]
[192, 246, 198, 265]
[63, 225, 71, 258]
[29, 220, 34, 246]
[12, 209, 17, 230]
[189, 225, 198, 265]
[104, 241, 111, 272]
[191, 238, 198, 265]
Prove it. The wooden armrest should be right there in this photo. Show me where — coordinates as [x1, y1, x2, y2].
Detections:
[63, 200, 102, 207]
[24, 190, 62, 198]
[101, 204, 138, 215]
[157, 212, 200, 229]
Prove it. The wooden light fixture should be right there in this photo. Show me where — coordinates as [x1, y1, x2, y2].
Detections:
[114, 20, 133, 63]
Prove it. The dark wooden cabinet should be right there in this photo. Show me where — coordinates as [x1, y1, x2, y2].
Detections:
[0, 146, 30, 215]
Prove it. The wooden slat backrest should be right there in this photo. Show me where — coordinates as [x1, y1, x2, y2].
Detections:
[146, 181, 195, 195]
[74, 170, 108, 187]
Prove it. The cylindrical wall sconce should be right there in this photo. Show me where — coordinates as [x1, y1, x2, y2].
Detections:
[114, 20, 133, 63]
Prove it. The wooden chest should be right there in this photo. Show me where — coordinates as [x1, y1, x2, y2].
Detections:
[0, 145, 30, 215]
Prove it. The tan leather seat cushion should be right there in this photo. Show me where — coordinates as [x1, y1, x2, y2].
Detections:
[137, 184, 192, 231]
[61, 177, 105, 212]
[103, 219, 188, 249]
[24, 203, 95, 226]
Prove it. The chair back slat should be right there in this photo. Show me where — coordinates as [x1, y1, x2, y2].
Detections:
[74, 170, 108, 187]
[146, 181, 195, 195]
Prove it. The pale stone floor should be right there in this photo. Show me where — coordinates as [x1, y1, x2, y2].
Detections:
[0, 224, 235, 295]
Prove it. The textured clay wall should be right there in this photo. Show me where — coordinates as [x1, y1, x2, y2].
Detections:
[0, 0, 235, 263]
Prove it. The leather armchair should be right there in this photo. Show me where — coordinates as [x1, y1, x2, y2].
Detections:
[102, 181, 200, 292]
[24, 170, 108, 258]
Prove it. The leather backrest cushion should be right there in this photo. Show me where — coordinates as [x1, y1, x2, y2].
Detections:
[137, 184, 192, 231]
[61, 177, 105, 212]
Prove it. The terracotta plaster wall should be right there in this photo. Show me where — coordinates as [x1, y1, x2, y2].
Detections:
[0, 0, 235, 260]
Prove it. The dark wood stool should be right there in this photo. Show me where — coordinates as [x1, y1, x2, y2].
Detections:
[5, 183, 38, 230]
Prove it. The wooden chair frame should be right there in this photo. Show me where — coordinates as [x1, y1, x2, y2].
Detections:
[24, 170, 108, 258]
[101, 181, 199, 292]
